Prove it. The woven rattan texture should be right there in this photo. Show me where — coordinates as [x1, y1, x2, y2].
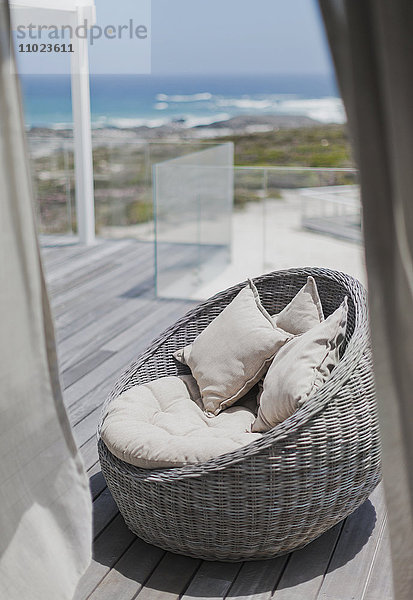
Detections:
[98, 268, 381, 561]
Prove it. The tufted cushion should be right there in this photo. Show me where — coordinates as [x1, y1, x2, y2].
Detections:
[101, 376, 261, 469]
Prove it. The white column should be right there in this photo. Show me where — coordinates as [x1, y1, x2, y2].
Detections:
[70, 7, 95, 245]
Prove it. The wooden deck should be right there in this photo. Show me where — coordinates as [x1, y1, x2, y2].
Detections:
[40, 236, 393, 600]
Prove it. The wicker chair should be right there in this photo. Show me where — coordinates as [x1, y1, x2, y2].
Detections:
[98, 267, 381, 562]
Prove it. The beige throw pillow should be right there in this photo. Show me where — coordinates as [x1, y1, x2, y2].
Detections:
[252, 297, 348, 432]
[173, 282, 291, 416]
[273, 276, 324, 335]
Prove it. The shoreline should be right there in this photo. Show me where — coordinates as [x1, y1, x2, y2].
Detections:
[27, 115, 351, 168]
[27, 114, 329, 143]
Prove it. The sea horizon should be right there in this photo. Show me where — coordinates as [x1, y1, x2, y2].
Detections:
[20, 73, 345, 130]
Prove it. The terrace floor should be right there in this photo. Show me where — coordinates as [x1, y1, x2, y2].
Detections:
[40, 235, 393, 600]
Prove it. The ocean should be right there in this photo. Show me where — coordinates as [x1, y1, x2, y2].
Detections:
[20, 73, 345, 130]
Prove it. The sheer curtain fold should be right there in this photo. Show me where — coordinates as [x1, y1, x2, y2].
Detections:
[319, 1, 413, 598]
[0, 2, 92, 599]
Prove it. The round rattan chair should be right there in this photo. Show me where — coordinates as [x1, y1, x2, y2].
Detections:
[98, 267, 381, 562]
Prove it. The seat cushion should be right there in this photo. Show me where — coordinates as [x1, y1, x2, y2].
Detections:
[173, 281, 291, 416]
[101, 376, 262, 469]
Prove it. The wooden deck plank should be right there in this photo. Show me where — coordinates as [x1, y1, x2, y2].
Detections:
[52, 244, 186, 337]
[58, 296, 149, 368]
[49, 244, 153, 310]
[92, 487, 119, 539]
[62, 350, 115, 389]
[87, 539, 165, 600]
[48, 247, 153, 303]
[53, 271, 156, 335]
[228, 559, 289, 600]
[272, 523, 343, 600]
[134, 553, 201, 600]
[41, 236, 392, 600]
[44, 239, 129, 277]
[42, 247, 89, 267]
[363, 525, 394, 600]
[45, 239, 134, 284]
[56, 295, 144, 343]
[42, 242, 108, 271]
[227, 557, 288, 600]
[50, 264, 153, 323]
[66, 301, 193, 429]
[73, 515, 136, 600]
[79, 435, 99, 472]
[61, 299, 189, 400]
[316, 484, 387, 600]
[51, 254, 152, 317]
[181, 561, 241, 599]
[40, 238, 93, 267]
[101, 301, 185, 352]
[88, 465, 107, 501]
[43, 237, 145, 277]
[73, 405, 106, 448]
[43, 238, 203, 600]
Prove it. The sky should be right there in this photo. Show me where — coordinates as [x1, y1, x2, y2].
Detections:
[149, 0, 333, 76]
[13, 0, 334, 77]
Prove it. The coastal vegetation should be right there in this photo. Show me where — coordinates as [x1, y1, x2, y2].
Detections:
[228, 124, 352, 168]
[31, 123, 354, 234]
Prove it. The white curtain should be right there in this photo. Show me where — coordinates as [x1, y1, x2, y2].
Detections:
[0, 2, 92, 599]
[318, 1, 413, 598]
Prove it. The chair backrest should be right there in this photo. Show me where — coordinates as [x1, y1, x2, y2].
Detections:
[98, 268, 367, 441]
